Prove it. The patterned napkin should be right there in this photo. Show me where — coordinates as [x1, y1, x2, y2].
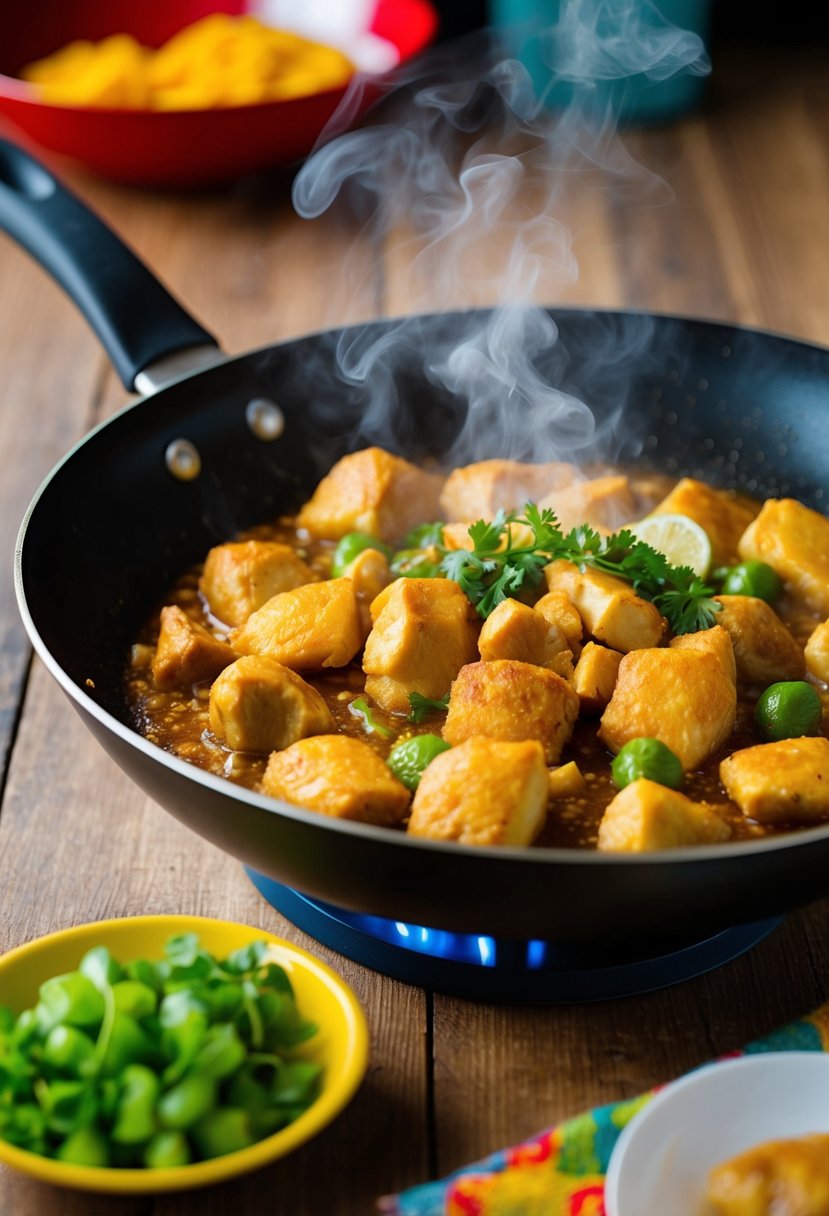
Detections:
[380, 1002, 829, 1216]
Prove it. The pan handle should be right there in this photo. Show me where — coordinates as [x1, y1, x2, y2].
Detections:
[0, 140, 221, 392]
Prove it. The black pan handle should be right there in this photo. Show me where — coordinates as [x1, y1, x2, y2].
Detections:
[0, 140, 220, 391]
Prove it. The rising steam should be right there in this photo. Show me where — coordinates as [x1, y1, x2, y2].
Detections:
[290, 0, 710, 467]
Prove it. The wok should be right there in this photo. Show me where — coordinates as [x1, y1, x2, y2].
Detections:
[3, 139, 829, 949]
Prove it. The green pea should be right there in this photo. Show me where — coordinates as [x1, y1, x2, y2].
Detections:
[144, 1130, 191, 1169]
[720, 560, 783, 603]
[111, 1065, 160, 1145]
[42, 1025, 96, 1076]
[112, 980, 157, 1019]
[157, 1073, 216, 1130]
[611, 738, 684, 790]
[55, 1124, 110, 1167]
[755, 681, 822, 742]
[191, 1108, 256, 1159]
[387, 734, 451, 791]
[331, 531, 392, 576]
[36, 972, 105, 1034]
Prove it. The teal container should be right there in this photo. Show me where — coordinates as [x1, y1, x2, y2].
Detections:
[488, 0, 712, 122]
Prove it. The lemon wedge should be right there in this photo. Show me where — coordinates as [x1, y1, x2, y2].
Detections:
[627, 514, 712, 578]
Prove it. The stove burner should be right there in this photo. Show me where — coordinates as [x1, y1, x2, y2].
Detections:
[246, 869, 781, 1003]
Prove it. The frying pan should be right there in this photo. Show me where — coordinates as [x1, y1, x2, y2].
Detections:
[0, 0, 437, 186]
[4, 139, 829, 950]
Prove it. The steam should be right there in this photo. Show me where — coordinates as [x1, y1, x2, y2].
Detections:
[289, 0, 710, 468]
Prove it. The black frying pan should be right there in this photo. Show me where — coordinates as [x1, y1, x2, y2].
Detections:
[4, 139, 829, 949]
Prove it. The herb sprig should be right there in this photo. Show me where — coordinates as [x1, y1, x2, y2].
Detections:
[403, 506, 720, 635]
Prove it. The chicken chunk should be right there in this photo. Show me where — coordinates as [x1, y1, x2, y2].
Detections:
[544, 560, 667, 652]
[806, 620, 829, 684]
[706, 1135, 829, 1216]
[261, 735, 410, 826]
[341, 547, 393, 643]
[738, 498, 829, 615]
[720, 737, 829, 824]
[152, 605, 236, 691]
[477, 598, 573, 679]
[362, 578, 479, 715]
[407, 737, 548, 846]
[199, 541, 316, 627]
[712, 595, 805, 685]
[209, 656, 334, 752]
[229, 578, 361, 670]
[651, 477, 758, 568]
[538, 475, 637, 533]
[669, 624, 736, 685]
[533, 590, 583, 657]
[597, 779, 731, 851]
[439, 459, 577, 523]
[599, 648, 737, 770]
[443, 659, 579, 764]
[296, 447, 443, 543]
[572, 641, 624, 714]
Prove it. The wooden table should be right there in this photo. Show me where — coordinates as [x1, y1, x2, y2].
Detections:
[2, 46, 829, 1214]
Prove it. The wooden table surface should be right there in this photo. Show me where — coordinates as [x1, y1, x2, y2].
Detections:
[2, 45, 829, 1214]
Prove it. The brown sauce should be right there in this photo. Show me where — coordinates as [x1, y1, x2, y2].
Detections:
[125, 503, 828, 849]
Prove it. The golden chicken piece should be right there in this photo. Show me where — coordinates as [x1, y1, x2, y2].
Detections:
[296, 447, 443, 543]
[720, 737, 829, 824]
[805, 620, 829, 684]
[443, 659, 579, 764]
[229, 578, 361, 670]
[599, 648, 737, 770]
[407, 737, 549, 846]
[651, 477, 758, 568]
[548, 761, 587, 799]
[597, 779, 731, 851]
[669, 624, 737, 685]
[261, 735, 410, 826]
[199, 540, 316, 627]
[738, 498, 829, 615]
[572, 641, 624, 714]
[544, 560, 667, 652]
[362, 579, 479, 715]
[209, 656, 334, 753]
[341, 547, 393, 643]
[533, 590, 583, 657]
[706, 1134, 829, 1216]
[439, 459, 577, 523]
[538, 475, 637, 534]
[152, 605, 236, 691]
[712, 595, 805, 685]
[477, 598, 573, 680]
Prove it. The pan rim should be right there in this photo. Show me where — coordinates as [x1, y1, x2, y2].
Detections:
[14, 304, 829, 869]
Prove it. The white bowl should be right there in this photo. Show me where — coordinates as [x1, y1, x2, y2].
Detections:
[605, 1051, 829, 1216]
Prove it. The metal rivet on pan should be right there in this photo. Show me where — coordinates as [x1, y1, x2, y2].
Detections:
[246, 398, 285, 441]
[165, 439, 201, 481]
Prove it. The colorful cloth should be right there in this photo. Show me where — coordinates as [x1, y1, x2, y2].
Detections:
[382, 1002, 829, 1216]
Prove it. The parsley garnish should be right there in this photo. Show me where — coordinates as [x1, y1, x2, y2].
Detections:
[407, 692, 450, 723]
[429, 504, 719, 635]
[349, 696, 394, 738]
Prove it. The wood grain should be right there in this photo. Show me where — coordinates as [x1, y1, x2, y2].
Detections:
[1, 45, 829, 1214]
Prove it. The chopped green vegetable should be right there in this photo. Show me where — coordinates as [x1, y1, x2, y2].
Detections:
[402, 521, 445, 549]
[407, 691, 450, 724]
[387, 735, 451, 790]
[611, 738, 684, 791]
[0, 935, 322, 1168]
[719, 560, 783, 603]
[330, 531, 392, 577]
[389, 548, 444, 578]
[755, 681, 822, 742]
[348, 696, 394, 738]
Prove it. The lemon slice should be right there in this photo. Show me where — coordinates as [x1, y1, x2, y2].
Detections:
[627, 514, 712, 578]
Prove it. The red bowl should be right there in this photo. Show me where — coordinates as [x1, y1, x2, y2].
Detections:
[0, 0, 438, 186]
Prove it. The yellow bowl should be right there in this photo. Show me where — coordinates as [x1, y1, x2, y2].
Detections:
[0, 915, 369, 1193]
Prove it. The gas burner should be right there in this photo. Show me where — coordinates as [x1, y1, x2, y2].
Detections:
[245, 869, 781, 1004]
